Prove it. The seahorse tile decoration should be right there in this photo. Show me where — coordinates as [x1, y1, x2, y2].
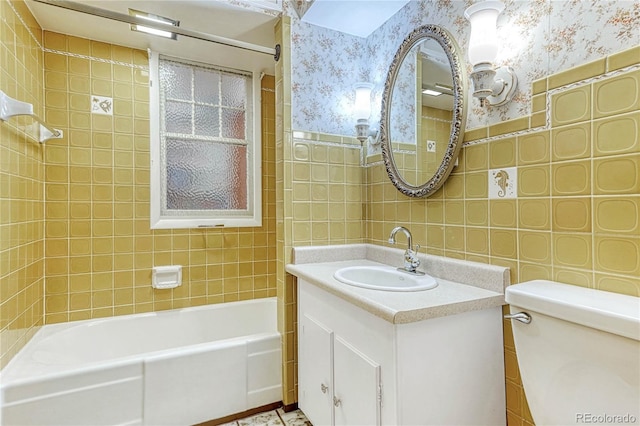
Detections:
[91, 95, 113, 115]
[489, 167, 517, 199]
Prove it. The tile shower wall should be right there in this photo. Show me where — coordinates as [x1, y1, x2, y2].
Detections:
[366, 47, 640, 425]
[0, 0, 45, 368]
[41, 31, 277, 323]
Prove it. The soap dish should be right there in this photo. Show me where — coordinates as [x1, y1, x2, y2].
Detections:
[152, 265, 182, 289]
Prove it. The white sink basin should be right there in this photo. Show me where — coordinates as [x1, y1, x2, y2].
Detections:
[333, 266, 438, 292]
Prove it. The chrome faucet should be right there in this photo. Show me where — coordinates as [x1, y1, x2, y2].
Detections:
[388, 226, 424, 275]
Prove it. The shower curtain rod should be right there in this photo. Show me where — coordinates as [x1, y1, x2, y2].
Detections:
[33, 0, 278, 58]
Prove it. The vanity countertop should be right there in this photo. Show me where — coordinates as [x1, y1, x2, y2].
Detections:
[285, 244, 509, 324]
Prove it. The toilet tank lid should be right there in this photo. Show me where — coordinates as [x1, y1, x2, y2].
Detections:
[506, 280, 640, 341]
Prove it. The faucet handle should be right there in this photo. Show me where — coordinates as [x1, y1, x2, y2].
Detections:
[403, 247, 420, 272]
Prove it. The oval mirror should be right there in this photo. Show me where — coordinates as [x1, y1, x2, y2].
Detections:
[380, 25, 467, 197]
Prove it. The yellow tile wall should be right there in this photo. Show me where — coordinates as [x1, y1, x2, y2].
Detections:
[276, 16, 368, 406]
[365, 46, 640, 425]
[0, 0, 45, 368]
[41, 32, 276, 323]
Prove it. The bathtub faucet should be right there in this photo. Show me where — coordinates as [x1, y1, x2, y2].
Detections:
[388, 226, 424, 275]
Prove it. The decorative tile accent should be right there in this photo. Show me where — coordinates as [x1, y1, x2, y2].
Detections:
[489, 167, 517, 199]
[91, 95, 113, 115]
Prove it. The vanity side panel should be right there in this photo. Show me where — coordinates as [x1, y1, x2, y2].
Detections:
[396, 307, 506, 426]
[297, 280, 398, 425]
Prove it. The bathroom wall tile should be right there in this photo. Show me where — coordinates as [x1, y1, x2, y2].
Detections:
[593, 112, 639, 157]
[465, 200, 488, 227]
[489, 117, 530, 137]
[553, 233, 592, 269]
[69, 57, 89, 75]
[532, 93, 546, 113]
[462, 143, 488, 172]
[490, 200, 517, 228]
[518, 198, 551, 231]
[444, 226, 465, 251]
[593, 155, 640, 195]
[607, 46, 640, 72]
[518, 165, 549, 197]
[551, 123, 591, 161]
[551, 160, 591, 196]
[594, 237, 640, 277]
[490, 229, 517, 259]
[595, 274, 640, 297]
[463, 127, 488, 142]
[532, 78, 547, 95]
[465, 172, 487, 199]
[594, 197, 639, 235]
[505, 380, 522, 417]
[444, 200, 464, 225]
[465, 228, 488, 255]
[530, 111, 546, 129]
[593, 71, 640, 118]
[519, 232, 551, 264]
[489, 137, 516, 168]
[45, 51, 68, 72]
[519, 262, 552, 282]
[552, 198, 591, 233]
[548, 58, 606, 90]
[551, 85, 591, 127]
[553, 268, 592, 289]
[517, 131, 549, 165]
[443, 174, 464, 199]
[504, 349, 520, 382]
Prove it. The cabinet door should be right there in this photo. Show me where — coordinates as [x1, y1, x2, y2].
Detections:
[299, 314, 333, 426]
[333, 336, 381, 426]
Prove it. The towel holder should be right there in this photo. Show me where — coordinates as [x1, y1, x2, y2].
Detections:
[0, 90, 63, 143]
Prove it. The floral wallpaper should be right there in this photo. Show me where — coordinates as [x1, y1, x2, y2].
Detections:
[288, 0, 640, 136]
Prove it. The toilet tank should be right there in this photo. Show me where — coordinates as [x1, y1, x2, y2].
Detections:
[505, 280, 640, 426]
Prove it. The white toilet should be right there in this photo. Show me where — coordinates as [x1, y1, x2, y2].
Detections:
[505, 280, 640, 426]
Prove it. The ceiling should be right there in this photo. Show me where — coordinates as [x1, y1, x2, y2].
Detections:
[26, 0, 411, 74]
[26, 0, 280, 74]
[301, 0, 410, 38]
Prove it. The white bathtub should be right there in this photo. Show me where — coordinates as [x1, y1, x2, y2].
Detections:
[0, 298, 282, 426]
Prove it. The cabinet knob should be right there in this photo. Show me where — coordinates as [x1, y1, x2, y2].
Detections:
[333, 396, 342, 407]
[320, 383, 328, 394]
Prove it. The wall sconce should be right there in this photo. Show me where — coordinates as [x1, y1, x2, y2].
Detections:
[354, 82, 379, 145]
[464, 0, 517, 106]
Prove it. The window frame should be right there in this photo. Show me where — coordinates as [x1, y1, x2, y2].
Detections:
[148, 51, 262, 229]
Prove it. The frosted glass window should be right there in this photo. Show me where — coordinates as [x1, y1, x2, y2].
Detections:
[149, 52, 261, 229]
[166, 139, 247, 210]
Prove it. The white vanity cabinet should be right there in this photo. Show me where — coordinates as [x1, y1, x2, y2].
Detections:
[297, 278, 506, 426]
[299, 314, 381, 426]
[298, 283, 390, 426]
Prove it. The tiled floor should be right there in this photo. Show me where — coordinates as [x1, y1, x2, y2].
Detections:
[222, 408, 312, 426]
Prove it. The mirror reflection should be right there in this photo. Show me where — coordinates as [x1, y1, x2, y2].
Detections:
[381, 25, 467, 197]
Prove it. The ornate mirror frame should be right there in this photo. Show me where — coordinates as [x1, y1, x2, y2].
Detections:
[380, 24, 467, 198]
